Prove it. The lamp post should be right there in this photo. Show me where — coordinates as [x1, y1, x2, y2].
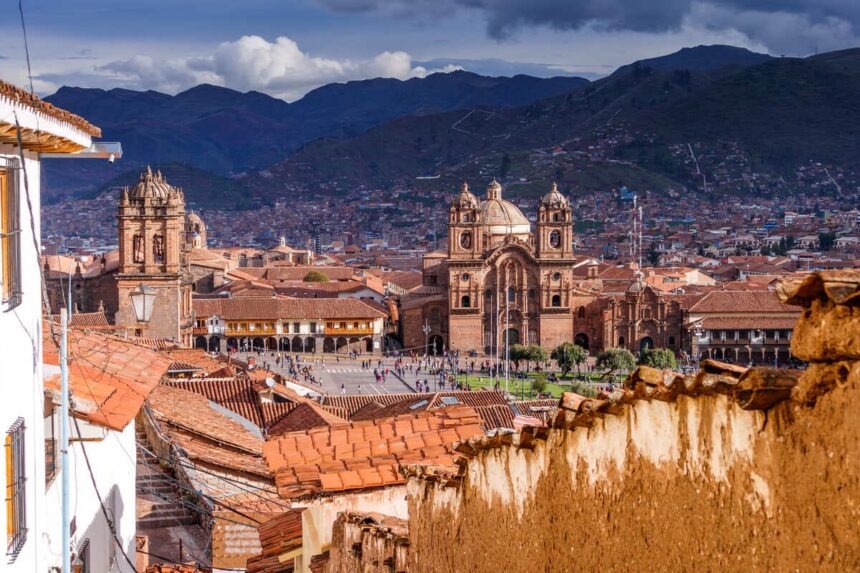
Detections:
[422, 321, 431, 358]
[129, 283, 157, 323]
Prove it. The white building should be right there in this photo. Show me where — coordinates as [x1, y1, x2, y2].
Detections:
[0, 80, 101, 572]
[0, 80, 160, 573]
[42, 327, 172, 573]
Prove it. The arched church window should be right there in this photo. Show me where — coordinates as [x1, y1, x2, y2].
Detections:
[551, 294, 561, 307]
[459, 231, 472, 249]
[618, 336, 625, 347]
[528, 289, 536, 300]
[549, 230, 561, 248]
[507, 286, 516, 303]
[461, 213, 471, 223]
[577, 306, 585, 318]
[461, 295, 470, 308]
[152, 234, 165, 263]
[552, 213, 559, 222]
[132, 234, 145, 263]
[552, 271, 561, 281]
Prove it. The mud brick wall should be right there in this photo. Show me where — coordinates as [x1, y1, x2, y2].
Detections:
[404, 271, 860, 573]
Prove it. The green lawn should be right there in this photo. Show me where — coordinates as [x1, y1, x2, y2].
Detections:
[454, 371, 623, 399]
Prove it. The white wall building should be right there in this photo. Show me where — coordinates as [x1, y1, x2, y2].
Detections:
[0, 80, 100, 572]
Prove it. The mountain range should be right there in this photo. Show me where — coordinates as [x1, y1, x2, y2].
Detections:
[42, 44, 860, 206]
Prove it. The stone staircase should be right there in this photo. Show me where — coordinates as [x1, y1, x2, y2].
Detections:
[136, 427, 197, 530]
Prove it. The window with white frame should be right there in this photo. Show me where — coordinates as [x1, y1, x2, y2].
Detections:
[0, 158, 22, 309]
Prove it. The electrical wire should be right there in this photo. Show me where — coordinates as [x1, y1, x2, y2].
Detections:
[72, 415, 141, 573]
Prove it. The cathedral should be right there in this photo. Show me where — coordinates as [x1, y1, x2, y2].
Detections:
[400, 180, 691, 356]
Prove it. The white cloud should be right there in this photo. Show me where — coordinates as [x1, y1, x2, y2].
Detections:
[92, 35, 455, 100]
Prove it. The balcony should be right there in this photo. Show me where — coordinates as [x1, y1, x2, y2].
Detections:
[224, 328, 278, 337]
[192, 327, 208, 335]
[324, 326, 375, 336]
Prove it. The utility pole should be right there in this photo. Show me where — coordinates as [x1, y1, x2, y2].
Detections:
[60, 310, 71, 573]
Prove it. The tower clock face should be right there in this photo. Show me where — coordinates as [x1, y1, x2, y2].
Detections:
[460, 231, 472, 249]
[549, 230, 561, 248]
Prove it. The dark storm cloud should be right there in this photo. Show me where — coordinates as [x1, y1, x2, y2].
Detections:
[314, 0, 860, 51]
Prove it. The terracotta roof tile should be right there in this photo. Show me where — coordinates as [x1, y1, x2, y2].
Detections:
[42, 320, 170, 431]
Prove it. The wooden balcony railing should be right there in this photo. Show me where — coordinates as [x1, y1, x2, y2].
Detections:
[324, 327, 375, 336]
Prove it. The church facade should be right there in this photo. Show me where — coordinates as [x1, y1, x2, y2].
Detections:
[400, 181, 691, 356]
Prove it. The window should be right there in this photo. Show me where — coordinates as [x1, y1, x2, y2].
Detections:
[618, 337, 625, 346]
[0, 163, 22, 307]
[549, 230, 561, 248]
[461, 295, 470, 308]
[6, 418, 26, 558]
[668, 336, 676, 347]
[551, 294, 561, 307]
[44, 405, 57, 485]
[293, 322, 301, 333]
[132, 234, 145, 263]
[507, 287, 515, 303]
[353, 321, 359, 329]
[309, 322, 317, 334]
[152, 234, 165, 263]
[459, 231, 472, 249]
[528, 289, 536, 300]
[339, 322, 346, 329]
[430, 308, 440, 323]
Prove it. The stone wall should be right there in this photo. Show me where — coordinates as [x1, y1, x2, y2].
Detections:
[402, 271, 860, 573]
[325, 512, 409, 573]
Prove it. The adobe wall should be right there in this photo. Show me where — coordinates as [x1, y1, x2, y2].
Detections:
[406, 380, 860, 572]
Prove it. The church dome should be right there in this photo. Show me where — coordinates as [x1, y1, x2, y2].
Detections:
[480, 180, 531, 236]
[455, 182, 479, 208]
[541, 182, 568, 207]
[128, 166, 178, 200]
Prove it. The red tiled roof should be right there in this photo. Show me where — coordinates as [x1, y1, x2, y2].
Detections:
[51, 311, 112, 329]
[263, 406, 483, 499]
[689, 290, 800, 313]
[511, 399, 558, 426]
[246, 510, 303, 573]
[349, 391, 509, 427]
[267, 402, 349, 435]
[42, 321, 171, 431]
[162, 376, 301, 430]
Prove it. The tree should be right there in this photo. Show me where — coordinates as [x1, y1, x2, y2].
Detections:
[819, 232, 837, 251]
[551, 342, 587, 376]
[639, 348, 677, 370]
[595, 348, 636, 379]
[526, 344, 548, 370]
[499, 153, 511, 178]
[508, 344, 528, 371]
[531, 372, 548, 396]
[303, 270, 329, 283]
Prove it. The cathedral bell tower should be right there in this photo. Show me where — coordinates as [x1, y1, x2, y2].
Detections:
[536, 182, 573, 259]
[115, 167, 192, 342]
[448, 182, 483, 260]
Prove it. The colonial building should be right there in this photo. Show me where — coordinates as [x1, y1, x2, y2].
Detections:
[45, 168, 194, 343]
[192, 297, 387, 354]
[114, 167, 194, 341]
[401, 180, 685, 355]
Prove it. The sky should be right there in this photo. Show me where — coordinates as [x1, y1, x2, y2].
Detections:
[0, 0, 858, 101]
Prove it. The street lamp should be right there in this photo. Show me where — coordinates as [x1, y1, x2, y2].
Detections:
[129, 283, 157, 323]
[422, 321, 431, 357]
